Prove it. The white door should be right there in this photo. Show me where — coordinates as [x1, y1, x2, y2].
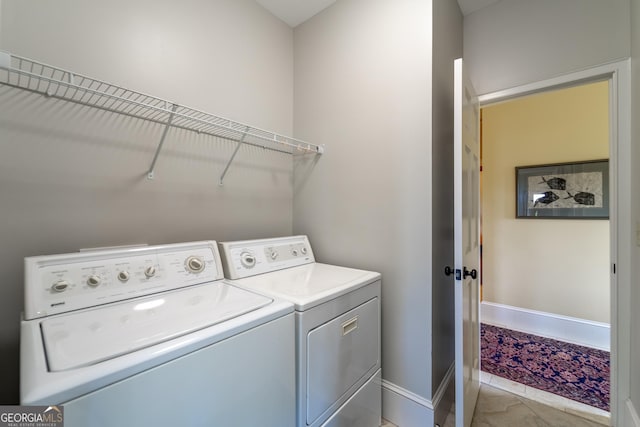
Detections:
[453, 58, 481, 427]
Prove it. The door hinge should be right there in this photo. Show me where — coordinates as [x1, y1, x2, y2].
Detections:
[455, 269, 462, 281]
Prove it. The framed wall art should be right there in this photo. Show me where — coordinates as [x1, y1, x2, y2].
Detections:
[515, 159, 609, 219]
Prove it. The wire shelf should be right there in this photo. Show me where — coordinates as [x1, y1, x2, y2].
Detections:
[0, 51, 323, 182]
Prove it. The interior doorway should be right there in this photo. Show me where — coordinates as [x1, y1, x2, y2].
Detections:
[481, 81, 610, 330]
[472, 59, 631, 427]
[477, 79, 613, 422]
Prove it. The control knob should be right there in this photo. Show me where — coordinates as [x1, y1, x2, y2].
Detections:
[301, 247, 308, 255]
[270, 251, 278, 260]
[117, 271, 130, 282]
[240, 251, 256, 268]
[144, 265, 157, 278]
[292, 249, 298, 257]
[87, 275, 101, 287]
[51, 280, 70, 293]
[186, 256, 205, 273]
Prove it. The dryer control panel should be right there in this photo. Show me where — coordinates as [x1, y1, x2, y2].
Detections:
[218, 235, 315, 279]
[24, 241, 223, 320]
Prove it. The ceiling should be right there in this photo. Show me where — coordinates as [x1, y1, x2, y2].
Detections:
[456, 0, 501, 16]
[256, 0, 500, 27]
[255, 0, 338, 27]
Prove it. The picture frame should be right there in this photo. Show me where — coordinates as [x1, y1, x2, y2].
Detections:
[515, 159, 609, 219]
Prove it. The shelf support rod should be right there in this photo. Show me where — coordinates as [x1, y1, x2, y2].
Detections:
[219, 127, 249, 186]
[147, 103, 178, 180]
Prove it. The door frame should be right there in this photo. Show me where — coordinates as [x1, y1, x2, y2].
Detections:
[477, 59, 631, 426]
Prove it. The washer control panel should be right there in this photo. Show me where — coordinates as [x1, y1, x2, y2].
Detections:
[218, 236, 315, 280]
[24, 241, 223, 320]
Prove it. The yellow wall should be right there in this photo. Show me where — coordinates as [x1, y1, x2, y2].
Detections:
[482, 81, 610, 323]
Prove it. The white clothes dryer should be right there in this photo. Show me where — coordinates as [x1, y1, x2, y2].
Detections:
[20, 241, 295, 427]
[218, 235, 381, 427]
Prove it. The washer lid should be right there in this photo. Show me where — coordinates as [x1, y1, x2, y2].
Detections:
[232, 263, 380, 311]
[41, 282, 272, 371]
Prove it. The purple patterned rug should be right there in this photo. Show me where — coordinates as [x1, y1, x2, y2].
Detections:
[481, 323, 610, 411]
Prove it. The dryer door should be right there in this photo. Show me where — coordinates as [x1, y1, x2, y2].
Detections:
[306, 297, 379, 425]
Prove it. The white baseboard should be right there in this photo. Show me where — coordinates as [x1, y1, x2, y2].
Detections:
[625, 398, 640, 427]
[382, 380, 434, 426]
[481, 301, 610, 351]
[433, 364, 455, 427]
[381, 365, 454, 427]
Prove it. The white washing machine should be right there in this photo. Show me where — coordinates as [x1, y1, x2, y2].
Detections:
[218, 236, 381, 427]
[20, 241, 295, 427]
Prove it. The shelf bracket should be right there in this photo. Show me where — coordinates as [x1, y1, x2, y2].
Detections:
[219, 127, 249, 186]
[147, 103, 178, 180]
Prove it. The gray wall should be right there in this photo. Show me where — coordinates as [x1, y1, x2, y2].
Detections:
[431, 0, 462, 399]
[630, 0, 640, 417]
[293, 0, 434, 400]
[294, 0, 461, 415]
[0, 0, 294, 404]
[464, 0, 630, 95]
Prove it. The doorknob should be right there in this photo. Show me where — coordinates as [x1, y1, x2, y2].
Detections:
[463, 267, 477, 280]
[447, 267, 463, 281]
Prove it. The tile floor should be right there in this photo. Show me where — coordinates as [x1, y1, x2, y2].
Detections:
[479, 372, 609, 425]
[464, 384, 608, 427]
[381, 382, 610, 427]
